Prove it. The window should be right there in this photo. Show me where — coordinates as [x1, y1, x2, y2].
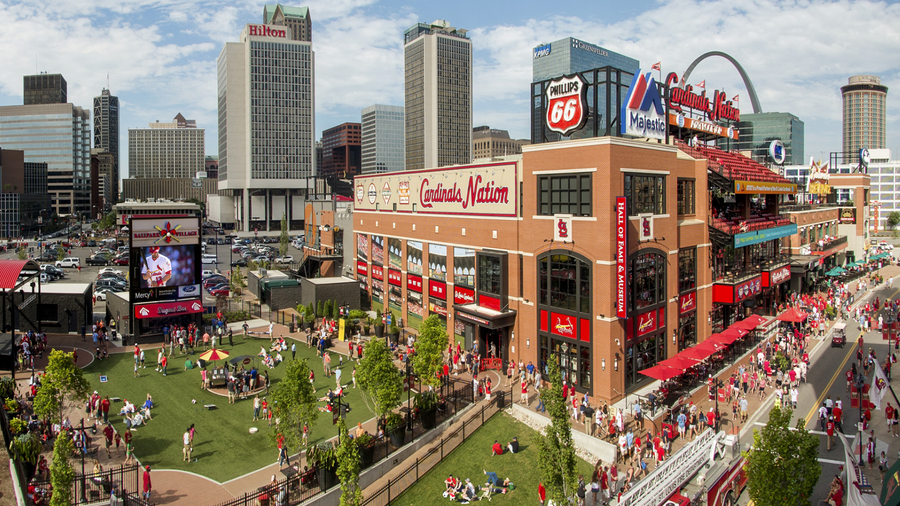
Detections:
[624, 174, 665, 215]
[37, 303, 58, 323]
[538, 174, 591, 216]
[478, 255, 502, 295]
[538, 253, 591, 313]
[628, 251, 666, 311]
[677, 179, 695, 215]
[678, 248, 696, 293]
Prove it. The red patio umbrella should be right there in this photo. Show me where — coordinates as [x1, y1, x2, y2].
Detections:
[708, 333, 734, 346]
[731, 319, 758, 331]
[777, 307, 808, 322]
[639, 364, 684, 382]
[720, 327, 749, 342]
[677, 345, 717, 361]
[659, 355, 701, 371]
[745, 314, 768, 326]
[697, 339, 727, 353]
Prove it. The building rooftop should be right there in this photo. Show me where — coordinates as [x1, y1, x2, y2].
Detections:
[304, 276, 356, 285]
[40, 283, 92, 295]
[264, 4, 308, 22]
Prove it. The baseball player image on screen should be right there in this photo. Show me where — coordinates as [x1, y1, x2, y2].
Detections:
[141, 247, 172, 287]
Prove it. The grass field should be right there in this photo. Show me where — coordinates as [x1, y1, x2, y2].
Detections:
[82, 337, 374, 482]
[391, 412, 595, 506]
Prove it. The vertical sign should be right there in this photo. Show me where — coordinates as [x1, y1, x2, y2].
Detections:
[616, 197, 627, 318]
[554, 214, 573, 243]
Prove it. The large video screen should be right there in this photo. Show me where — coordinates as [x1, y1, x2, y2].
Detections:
[130, 217, 202, 304]
[135, 245, 196, 288]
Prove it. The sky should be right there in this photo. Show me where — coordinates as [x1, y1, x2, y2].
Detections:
[2, 0, 900, 178]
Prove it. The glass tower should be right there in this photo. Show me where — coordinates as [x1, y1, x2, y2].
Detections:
[361, 105, 405, 174]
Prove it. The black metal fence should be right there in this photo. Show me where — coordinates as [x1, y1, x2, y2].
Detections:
[211, 382, 476, 506]
[29, 463, 149, 506]
[360, 396, 503, 506]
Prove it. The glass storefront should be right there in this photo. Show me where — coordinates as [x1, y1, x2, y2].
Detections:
[678, 311, 696, 350]
[626, 250, 667, 388]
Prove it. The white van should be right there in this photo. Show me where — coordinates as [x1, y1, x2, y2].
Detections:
[201, 254, 218, 265]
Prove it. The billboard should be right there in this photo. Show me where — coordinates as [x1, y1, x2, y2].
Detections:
[130, 217, 202, 306]
[354, 162, 518, 217]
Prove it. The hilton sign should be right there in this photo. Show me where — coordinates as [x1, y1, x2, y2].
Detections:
[248, 25, 287, 38]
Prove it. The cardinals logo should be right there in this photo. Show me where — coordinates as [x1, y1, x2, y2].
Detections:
[557, 219, 569, 238]
[154, 221, 182, 244]
[554, 317, 575, 336]
[876, 377, 887, 393]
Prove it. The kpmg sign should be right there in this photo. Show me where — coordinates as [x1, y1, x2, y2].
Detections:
[734, 224, 798, 249]
[533, 43, 552, 59]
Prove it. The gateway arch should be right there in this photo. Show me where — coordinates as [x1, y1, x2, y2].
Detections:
[682, 51, 763, 114]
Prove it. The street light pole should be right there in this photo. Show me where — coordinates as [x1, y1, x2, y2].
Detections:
[80, 418, 87, 502]
[406, 358, 412, 432]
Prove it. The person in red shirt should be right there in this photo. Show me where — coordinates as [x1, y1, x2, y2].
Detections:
[521, 379, 529, 406]
[101, 396, 110, 424]
[833, 404, 843, 433]
[846, 369, 853, 392]
[706, 407, 717, 430]
[142, 466, 152, 500]
[491, 440, 503, 456]
[826, 416, 835, 451]
[538, 482, 546, 506]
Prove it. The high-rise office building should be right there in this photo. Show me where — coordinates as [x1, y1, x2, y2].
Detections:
[214, 13, 316, 233]
[735, 112, 805, 166]
[404, 20, 472, 170]
[531, 38, 639, 83]
[128, 114, 205, 179]
[23, 73, 67, 105]
[361, 105, 404, 174]
[93, 88, 120, 199]
[91, 148, 116, 215]
[0, 103, 90, 216]
[842, 75, 888, 161]
[263, 4, 311, 42]
[0, 148, 50, 238]
[320, 123, 361, 178]
[472, 126, 529, 160]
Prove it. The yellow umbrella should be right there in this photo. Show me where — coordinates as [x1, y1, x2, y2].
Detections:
[199, 348, 230, 363]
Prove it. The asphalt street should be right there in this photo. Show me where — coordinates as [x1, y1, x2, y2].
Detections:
[737, 272, 900, 505]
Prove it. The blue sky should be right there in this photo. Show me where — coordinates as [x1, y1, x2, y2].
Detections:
[1, 0, 899, 177]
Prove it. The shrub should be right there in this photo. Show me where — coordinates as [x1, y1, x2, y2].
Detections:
[348, 309, 368, 320]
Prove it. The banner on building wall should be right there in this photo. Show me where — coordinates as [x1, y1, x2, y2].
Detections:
[554, 214, 573, 243]
[616, 197, 627, 318]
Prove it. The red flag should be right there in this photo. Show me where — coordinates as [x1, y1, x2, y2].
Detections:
[696, 80, 706, 89]
[732, 94, 739, 102]
[651, 62, 661, 71]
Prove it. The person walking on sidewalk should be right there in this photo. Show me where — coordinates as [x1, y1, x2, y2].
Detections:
[826, 416, 835, 451]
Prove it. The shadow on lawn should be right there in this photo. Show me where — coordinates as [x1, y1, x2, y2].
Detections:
[132, 436, 174, 465]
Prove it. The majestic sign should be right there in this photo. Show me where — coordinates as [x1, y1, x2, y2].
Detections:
[248, 25, 287, 38]
[545, 74, 588, 136]
[665, 73, 740, 122]
[768, 140, 786, 164]
[130, 216, 201, 305]
[621, 71, 666, 140]
[554, 214, 573, 243]
[616, 197, 628, 318]
[354, 162, 517, 217]
[734, 181, 797, 195]
[679, 292, 696, 315]
[533, 43, 552, 59]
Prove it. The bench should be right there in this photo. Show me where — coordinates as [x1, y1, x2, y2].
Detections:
[204, 404, 217, 410]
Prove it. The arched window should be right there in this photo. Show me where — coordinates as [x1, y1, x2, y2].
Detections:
[536, 251, 592, 393]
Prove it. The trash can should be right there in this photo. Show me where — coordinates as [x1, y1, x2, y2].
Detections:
[121, 334, 128, 347]
[289, 322, 295, 333]
[496, 390, 506, 409]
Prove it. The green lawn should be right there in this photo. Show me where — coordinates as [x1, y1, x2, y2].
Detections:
[82, 337, 374, 482]
[391, 412, 595, 506]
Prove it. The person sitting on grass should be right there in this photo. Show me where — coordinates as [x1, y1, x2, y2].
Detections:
[143, 394, 153, 410]
[491, 439, 503, 456]
[507, 437, 519, 454]
[460, 479, 477, 502]
[263, 354, 275, 368]
[444, 475, 460, 494]
[118, 400, 136, 416]
[258, 346, 268, 358]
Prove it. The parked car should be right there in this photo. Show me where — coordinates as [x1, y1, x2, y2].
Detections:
[37, 251, 58, 262]
[55, 257, 81, 268]
[96, 279, 126, 290]
[275, 256, 294, 264]
[98, 267, 123, 277]
[93, 288, 113, 301]
[86, 254, 111, 266]
[208, 287, 230, 297]
[231, 258, 248, 267]
[41, 264, 65, 280]
[113, 256, 129, 266]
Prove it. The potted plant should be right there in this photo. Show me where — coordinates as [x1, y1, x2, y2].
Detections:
[8, 432, 41, 481]
[389, 311, 400, 343]
[385, 412, 406, 448]
[307, 442, 339, 491]
[415, 391, 439, 430]
[305, 303, 315, 330]
[8, 417, 26, 435]
[355, 432, 377, 469]
[364, 317, 372, 336]
[4, 397, 19, 416]
[374, 319, 385, 338]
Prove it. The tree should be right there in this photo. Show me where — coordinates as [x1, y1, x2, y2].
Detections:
[56, 243, 65, 260]
[413, 315, 448, 390]
[357, 339, 403, 418]
[317, 300, 325, 318]
[743, 405, 820, 505]
[230, 269, 245, 296]
[33, 350, 90, 424]
[537, 354, 577, 505]
[268, 358, 319, 452]
[49, 431, 74, 506]
[324, 300, 333, 321]
[889, 211, 900, 231]
[279, 212, 289, 257]
[336, 418, 362, 506]
[97, 211, 116, 230]
[16, 246, 26, 260]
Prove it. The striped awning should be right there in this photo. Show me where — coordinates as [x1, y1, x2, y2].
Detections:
[0, 260, 41, 290]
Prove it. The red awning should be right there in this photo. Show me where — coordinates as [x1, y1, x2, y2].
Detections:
[678, 345, 717, 361]
[720, 327, 749, 341]
[0, 260, 39, 290]
[731, 319, 758, 331]
[697, 339, 727, 352]
[777, 308, 808, 322]
[659, 356, 701, 371]
[639, 364, 684, 381]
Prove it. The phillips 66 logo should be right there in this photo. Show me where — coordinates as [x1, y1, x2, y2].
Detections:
[545, 74, 587, 136]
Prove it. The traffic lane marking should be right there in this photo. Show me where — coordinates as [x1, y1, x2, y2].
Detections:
[802, 328, 859, 429]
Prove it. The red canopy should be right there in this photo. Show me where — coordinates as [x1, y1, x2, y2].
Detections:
[697, 339, 727, 352]
[731, 319, 758, 331]
[719, 327, 749, 342]
[777, 308, 808, 322]
[639, 364, 684, 381]
[659, 355, 701, 371]
[678, 345, 717, 361]
[708, 333, 735, 346]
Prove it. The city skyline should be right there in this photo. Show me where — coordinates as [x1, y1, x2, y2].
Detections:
[2, 0, 899, 177]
